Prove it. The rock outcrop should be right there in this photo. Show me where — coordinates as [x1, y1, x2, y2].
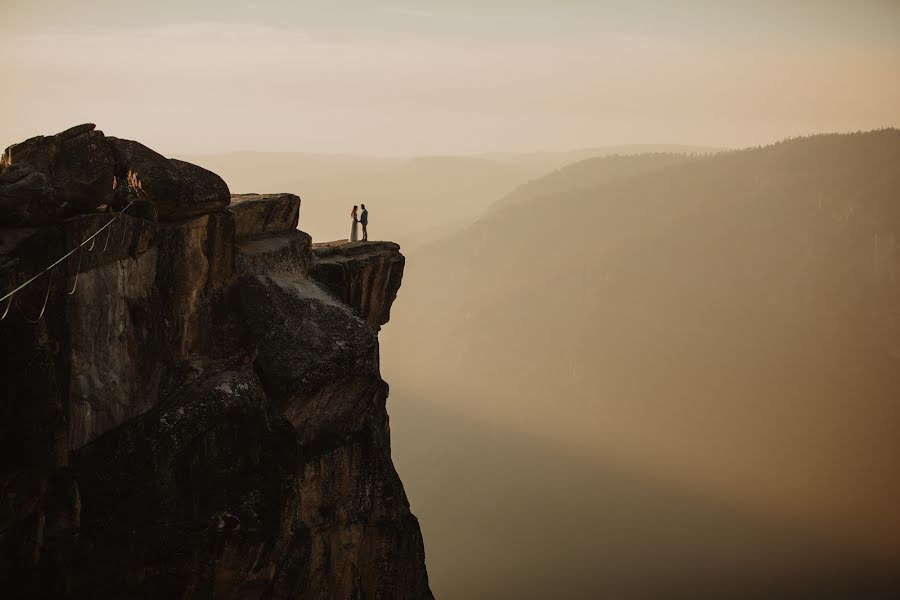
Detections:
[231, 193, 301, 240]
[310, 242, 406, 330]
[0, 125, 432, 599]
[107, 137, 231, 221]
[231, 194, 311, 280]
[0, 124, 116, 226]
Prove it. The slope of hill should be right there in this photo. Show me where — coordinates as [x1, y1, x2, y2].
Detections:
[382, 130, 900, 598]
[477, 144, 723, 167]
[488, 152, 695, 211]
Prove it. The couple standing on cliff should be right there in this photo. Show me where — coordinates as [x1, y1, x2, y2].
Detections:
[350, 204, 368, 242]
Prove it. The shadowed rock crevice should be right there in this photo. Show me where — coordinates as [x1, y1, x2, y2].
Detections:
[0, 125, 432, 599]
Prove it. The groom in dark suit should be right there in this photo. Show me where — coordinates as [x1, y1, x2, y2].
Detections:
[360, 204, 369, 241]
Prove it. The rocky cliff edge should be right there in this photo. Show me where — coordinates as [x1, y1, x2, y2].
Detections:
[0, 124, 432, 599]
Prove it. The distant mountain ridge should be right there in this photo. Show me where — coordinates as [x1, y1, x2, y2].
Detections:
[383, 129, 900, 599]
[475, 143, 723, 164]
[489, 152, 697, 212]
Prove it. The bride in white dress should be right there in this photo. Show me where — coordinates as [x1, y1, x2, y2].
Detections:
[350, 205, 359, 242]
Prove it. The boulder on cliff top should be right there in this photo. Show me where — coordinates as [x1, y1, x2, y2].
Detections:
[0, 124, 116, 226]
[230, 193, 301, 240]
[109, 137, 230, 221]
[0, 124, 231, 226]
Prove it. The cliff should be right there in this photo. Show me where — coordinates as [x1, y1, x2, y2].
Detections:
[0, 125, 432, 599]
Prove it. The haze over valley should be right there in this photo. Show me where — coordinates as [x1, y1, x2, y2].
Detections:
[181, 130, 900, 598]
[383, 132, 900, 597]
[2, 1, 900, 598]
[178, 145, 719, 248]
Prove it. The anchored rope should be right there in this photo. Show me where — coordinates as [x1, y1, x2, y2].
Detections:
[0, 201, 135, 321]
[102, 222, 113, 253]
[18, 268, 54, 323]
[67, 246, 85, 295]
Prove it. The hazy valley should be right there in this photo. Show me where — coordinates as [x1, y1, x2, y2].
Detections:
[384, 131, 900, 598]
[4, 2, 900, 598]
[181, 130, 900, 598]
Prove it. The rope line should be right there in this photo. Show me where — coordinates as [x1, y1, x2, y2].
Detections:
[19, 268, 54, 324]
[0, 201, 134, 305]
[102, 223, 113, 253]
[67, 246, 85, 295]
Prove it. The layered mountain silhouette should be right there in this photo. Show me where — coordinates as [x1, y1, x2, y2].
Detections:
[382, 130, 900, 598]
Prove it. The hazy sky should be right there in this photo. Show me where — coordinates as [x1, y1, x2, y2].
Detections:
[2, 0, 899, 154]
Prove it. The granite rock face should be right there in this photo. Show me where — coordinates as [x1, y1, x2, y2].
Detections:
[310, 241, 406, 330]
[231, 193, 301, 240]
[0, 164, 58, 227]
[0, 124, 231, 225]
[109, 137, 231, 221]
[231, 193, 310, 280]
[235, 231, 312, 280]
[0, 126, 431, 599]
[0, 124, 116, 226]
[238, 276, 380, 436]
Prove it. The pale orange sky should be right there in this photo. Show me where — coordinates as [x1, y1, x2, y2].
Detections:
[1, 1, 899, 154]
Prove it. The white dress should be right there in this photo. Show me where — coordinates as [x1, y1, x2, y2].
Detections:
[350, 217, 359, 242]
